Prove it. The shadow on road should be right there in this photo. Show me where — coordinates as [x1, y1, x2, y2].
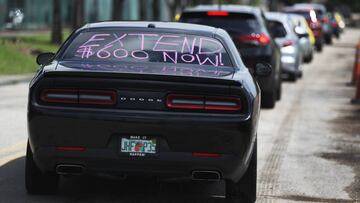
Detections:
[0, 157, 227, 202]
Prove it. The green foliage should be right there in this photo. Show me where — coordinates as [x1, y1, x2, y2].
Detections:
[0, 32, 70, 75]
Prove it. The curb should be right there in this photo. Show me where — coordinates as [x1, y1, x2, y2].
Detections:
[0, 74, 34, 86]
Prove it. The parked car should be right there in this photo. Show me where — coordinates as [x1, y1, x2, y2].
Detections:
[266, 12, 303, 81]
[26, 21, 270, 202]
[289, 14, 314, 63]
[293, 3, 333, 44]
[283, 7, 324, 52]
[329, 12, 346, 38]
[180, 5, 282, 108]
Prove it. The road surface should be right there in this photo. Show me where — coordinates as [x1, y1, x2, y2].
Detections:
[0, 29, 359, 203]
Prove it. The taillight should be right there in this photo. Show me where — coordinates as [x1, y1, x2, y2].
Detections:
[282, 40, 293, 47]
[40, 89, 117, 105]
[322, 16, 330, 23]
[239, 33, 270, 46]
[166, 94, 241, 111]
[207, 11, 229, 16]
[40, 89, 78, 104]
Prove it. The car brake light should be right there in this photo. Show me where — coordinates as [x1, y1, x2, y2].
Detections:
[207, 11, 229, 16]
[40, 89, 117, 105]
[40, 89, 78, 104]
[192, 152, 223, 157]
[166, 94, 241, 111]
[79, 90, 117, 105]
[239, 33, 270, 46]
[166, 94, 204, 109]
[56, 146, 86, 151]
[282, 40, 293, 47]
[322, 16, 330, 23]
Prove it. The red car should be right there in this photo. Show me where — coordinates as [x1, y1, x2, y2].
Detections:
[283, 8, 324, 52]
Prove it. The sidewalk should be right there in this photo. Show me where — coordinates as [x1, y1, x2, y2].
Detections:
[0, 74, 34, 86]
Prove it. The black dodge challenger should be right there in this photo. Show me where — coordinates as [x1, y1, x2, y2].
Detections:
[26, 22, 270, 202]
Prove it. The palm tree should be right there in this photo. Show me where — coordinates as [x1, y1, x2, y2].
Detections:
[72, 0, 84, 30]
[51, 0, 62, 44]
[112, 0, 124, 20]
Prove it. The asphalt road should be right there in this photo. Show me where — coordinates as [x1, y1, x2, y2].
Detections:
[0, 29, 359, 203]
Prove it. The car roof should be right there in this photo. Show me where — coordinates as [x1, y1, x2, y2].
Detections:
[183, 4, 262, 15]
[80, 21, 218, 34]
[265, 12, 289, 22]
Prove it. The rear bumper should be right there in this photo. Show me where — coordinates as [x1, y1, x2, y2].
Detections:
[28, 106, 257, 182]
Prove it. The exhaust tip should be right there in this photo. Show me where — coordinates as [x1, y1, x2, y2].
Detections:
[56, 164, 84, 175]
[192, 170, 221, 181]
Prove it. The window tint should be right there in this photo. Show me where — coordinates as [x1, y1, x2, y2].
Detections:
[267, 20, 287, 38]
[61, 30, 232, 67]
[180, 12, 261, 35]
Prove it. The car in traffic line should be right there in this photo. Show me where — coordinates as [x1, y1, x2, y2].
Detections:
[26, 21, 270, 202]
[289, 14, 314, 63]
[283, 7, 324, 52]
[179, 5, 282, 108]
[266, 12, 304, 81]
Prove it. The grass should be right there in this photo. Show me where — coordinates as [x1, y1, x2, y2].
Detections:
[0, 32, 70, 75]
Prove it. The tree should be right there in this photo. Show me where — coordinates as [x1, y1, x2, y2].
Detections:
[152, 0, 159, 21]
[51, 0, 62, 44]
[112, 0, 124, 20]
[72, 0, 84, 30]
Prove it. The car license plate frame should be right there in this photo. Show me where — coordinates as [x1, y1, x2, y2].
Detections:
[120, 136, 157, 157]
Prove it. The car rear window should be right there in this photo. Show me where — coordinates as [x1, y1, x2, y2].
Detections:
[180, 12, 261, 35]
[267, 20, 287, 38]
[61, 30, 232, 68]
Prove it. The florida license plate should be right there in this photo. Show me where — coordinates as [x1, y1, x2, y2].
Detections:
[120, 136, 157, 157]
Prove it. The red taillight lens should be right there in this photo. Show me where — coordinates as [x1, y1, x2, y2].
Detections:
[40, 89, 78, 104]
[192, 152, 223, 157]
[40, 89, 117, 105]
[322, 16, 330, 23]
[166, 94, 204, 109]
[205, 96, 241, 111]
[79, 90, 117, 105]
[56, 146, 86, 151]
[166, 94, 241, 111]
[207, 11, 229, 16]
[282, 40, 293, 47]
[239, 33, 270, 46]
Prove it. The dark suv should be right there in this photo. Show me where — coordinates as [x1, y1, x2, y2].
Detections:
[180, 5, 282, 108]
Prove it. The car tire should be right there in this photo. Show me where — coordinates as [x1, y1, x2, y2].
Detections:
[25, 141, 59, 195]
[304, 54, 313, 63]
[325, 35, 332, 44]
[261, 89, 276, 109]
[226, 139, 257, 203]
[315, 43, 323, 52]
[276, 78, 282, 101]
[288, 73, 297, 82]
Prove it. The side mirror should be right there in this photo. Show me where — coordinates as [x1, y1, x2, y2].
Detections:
[254, 63, 272, 77]
[294, 26, 309, 38]
[36, 52, 55, 65]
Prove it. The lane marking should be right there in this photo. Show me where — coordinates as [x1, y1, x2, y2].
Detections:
[0, 141, 26, 166]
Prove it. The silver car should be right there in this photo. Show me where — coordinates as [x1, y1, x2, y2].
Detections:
[289, 14, 314, 63]
[266, 12, 303, 81]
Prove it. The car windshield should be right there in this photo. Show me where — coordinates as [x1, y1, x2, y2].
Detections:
[180, 12, 261, 35]
[61, 30, 233, 68]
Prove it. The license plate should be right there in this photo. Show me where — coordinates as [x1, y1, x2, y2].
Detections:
[120, 136, 157, 157]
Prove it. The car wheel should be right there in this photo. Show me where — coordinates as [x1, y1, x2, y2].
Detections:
[304, 53, 313, 63]
[25, 141, 59, 195]
[288, 73, 297, 82]
[226, 139, 257, 203]
[325, 35, 332, 44]
[276, 78, 282, 101]
[261, 89, 276, 109]
[315, 43, 323, 52]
